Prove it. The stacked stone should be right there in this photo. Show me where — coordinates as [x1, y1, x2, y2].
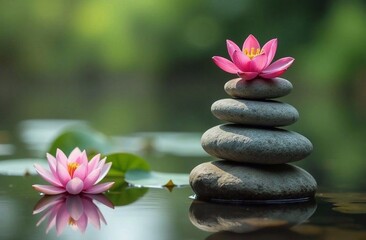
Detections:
[190, 78, 317, 202]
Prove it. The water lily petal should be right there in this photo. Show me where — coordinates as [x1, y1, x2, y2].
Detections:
[260, 57, 294, 79]
[56, 149, 68, 167]
[83, 168, 101, 190]
[77, 150, 88, 166]
[242, 34, 260, 52]
[87, 154, 101, 174]
[97, 157, 106, 169]
[95, 162, 112, 184]
[34, 163, 63, 187]
[262, 38, 277, 67]
[212, 56, 241, 74]
[66, 195, 84, 220]
[57, 162, 71, 186]
[32, 185, 66, 195]
[83, 182, 114, 194]
[68, 147, 81, 163]
[73, 163, 87, 181]
[238, 72, 259, 81]
[66, 178, 84, 195]
[251, 53, 268, 72]
[46, 153, 57, 176]
[232, 50, 250, 72]
[226, 39, 241, 60]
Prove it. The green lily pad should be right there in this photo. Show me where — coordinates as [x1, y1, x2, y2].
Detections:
[125, 170, 189, 188]
[105, 153, 150, 178]
[47, 127, 112, 156]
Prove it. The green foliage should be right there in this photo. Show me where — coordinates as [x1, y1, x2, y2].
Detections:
[105, 153, 150, 178]
[47, 127, 112, 156]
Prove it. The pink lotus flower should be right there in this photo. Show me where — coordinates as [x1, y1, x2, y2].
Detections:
[212, 34, 295, 80]
[33, 193, 114, 235]
[33, 148, 114, 195]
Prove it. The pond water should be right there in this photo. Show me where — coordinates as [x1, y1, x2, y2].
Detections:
[1, 120, 366, 240]
[1, 174, 366, 240]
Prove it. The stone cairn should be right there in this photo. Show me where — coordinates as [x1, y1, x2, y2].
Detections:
[190, 77, 317, 202]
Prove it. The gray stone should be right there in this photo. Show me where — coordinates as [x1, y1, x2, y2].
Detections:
[211, 98, 299, 127]
[201, 124, 313, 164]
[189, 199, 316, 233]
[189, 161, 317, 201]
[224, 77, 293, 99]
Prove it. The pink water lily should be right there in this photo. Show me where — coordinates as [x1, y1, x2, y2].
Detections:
[212, 34, 294, 80]
[33, 193, 113, 235]
[33, 148, 114, 195]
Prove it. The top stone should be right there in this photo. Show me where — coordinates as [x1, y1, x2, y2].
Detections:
[224, 77, 293, 99]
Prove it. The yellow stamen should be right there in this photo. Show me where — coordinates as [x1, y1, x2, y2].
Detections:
[67, 162, 80, 177]
[68, 217, 77, 226]
[244, 47, 262, 59]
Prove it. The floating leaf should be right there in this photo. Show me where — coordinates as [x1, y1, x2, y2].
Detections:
[47, 127, 111, 156]
[125, 170, 189, 189]
[105, 153, 150, 178]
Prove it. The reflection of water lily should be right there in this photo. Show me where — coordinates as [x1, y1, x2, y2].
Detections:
[212, 34, 294, 80]
[33, 193, 114, 235]
[33, 148, 114, 195]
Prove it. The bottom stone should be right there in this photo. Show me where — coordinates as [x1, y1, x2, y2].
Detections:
[189, 160, 317, 202]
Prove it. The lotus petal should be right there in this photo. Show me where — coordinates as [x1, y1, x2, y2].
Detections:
[32, 185, 66, 195]
[243, 34, 260, 51]
[212, 56, 240, 74]
[83, 182, 114, 194]
[66, 178, 84, 195]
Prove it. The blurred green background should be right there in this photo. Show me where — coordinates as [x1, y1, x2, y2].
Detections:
[0, 0, 365, 188]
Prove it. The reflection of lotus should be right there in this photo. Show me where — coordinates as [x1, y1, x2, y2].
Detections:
[189, 200, 316, 234]
[33, 193, 114, 235]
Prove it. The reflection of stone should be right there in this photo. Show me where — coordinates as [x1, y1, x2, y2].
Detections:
[189, 199, 316, 234]
[33, 193, 114, 235]
[206, 229, 314, 240]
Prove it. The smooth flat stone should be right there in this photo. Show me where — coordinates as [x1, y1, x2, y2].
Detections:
[189, 199, 316, 233]
[201, 124, 313, 164]
[189, 161, 317, 201]
[224, 77, 292, 99]
[211, 98, 299, 127]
